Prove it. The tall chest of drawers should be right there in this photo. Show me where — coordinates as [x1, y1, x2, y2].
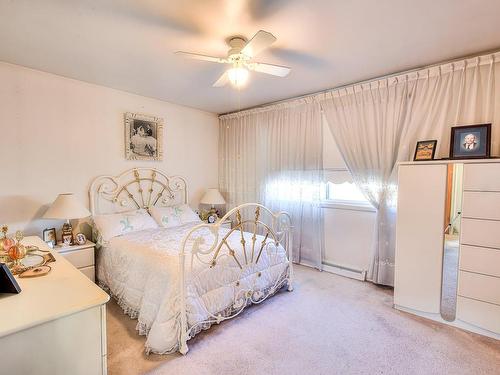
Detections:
[457, 163, 500, 334]
[395, 160, 500, 340]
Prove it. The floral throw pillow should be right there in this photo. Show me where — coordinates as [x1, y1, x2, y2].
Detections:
[93, 208, 158, 241]
[149, 204, 201, 228]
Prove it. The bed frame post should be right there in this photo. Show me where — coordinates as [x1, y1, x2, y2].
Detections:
[287, 227, 294, 292]
[178, 249, 189, 355]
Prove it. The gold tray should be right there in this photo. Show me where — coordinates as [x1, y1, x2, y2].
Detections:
[2, 251, 56, 275]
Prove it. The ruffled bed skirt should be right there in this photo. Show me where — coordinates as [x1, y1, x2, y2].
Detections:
[99, 270, 290, 355]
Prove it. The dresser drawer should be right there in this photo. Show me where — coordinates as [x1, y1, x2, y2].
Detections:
[461, 218, 500, 249]
[460, 245, 500, 277]
[457, 296, 500, 334]
[462, 191, 500, 220]
[60, 247, 95, 269]
[463, 163, 500, 191]
[458, 271, 500, 305]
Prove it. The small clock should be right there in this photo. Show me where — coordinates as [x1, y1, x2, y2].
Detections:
[207, 213, 218, 224]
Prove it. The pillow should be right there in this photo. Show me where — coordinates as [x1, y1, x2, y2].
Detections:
[93, 208, 158, 241]
[149, 204, 201, 228]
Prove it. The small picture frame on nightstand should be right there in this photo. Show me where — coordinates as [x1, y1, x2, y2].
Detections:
[75, 233, 87, 246]
[43, 228, 57, 248]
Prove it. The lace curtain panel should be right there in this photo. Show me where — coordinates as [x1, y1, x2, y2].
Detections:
[219, 99, 324, 268]
[320, 52, 499, 286]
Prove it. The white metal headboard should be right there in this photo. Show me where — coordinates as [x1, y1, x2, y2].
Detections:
[89, 168, 188, 215]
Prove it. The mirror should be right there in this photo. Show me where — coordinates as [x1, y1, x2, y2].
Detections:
[440, 163, 463, 321]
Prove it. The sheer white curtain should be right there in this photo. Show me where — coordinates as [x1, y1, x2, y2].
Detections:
[320, 52, 499, 286]
[219, 98, 323, 268]
[406, 55, 498, 159]
[320, 78, 416, 286]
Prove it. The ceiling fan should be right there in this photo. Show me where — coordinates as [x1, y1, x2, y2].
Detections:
[176, 30, 291, 88]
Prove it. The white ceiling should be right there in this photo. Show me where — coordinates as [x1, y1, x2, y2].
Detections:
[2, 0, 500, 114]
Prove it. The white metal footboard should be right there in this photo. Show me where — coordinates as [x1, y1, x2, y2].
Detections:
[177, 203, 293, 354]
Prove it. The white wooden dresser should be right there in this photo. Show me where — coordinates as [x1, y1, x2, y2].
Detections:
[394, 160, 500, 340]
[0, 236, 110, 375]
[457, 162, 500, 334]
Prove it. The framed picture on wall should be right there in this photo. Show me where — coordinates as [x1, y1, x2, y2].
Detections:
[413, 140, 437, 161]
[449, 123, 491, 159]
[125, 112, 164, 161]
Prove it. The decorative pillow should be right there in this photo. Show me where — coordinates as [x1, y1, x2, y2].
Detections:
[149, 204, 201, 228]
[93, 208, 158, 241]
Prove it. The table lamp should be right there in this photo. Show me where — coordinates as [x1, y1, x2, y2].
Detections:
[43, 193, 91, 245]
[200, 188, 226, 223]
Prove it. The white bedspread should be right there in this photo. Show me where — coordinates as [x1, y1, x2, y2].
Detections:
[96, 222, 289, 354]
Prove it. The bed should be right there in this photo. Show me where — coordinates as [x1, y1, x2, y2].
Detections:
[89, 168, 293, 354]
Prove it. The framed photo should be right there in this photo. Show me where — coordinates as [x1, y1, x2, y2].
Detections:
[450, 123, 491, 159]
[42, 228, 57, 248]
[62, 233, 73, 246]
[75, 233, 87, 246]
[413, 140, 437, 161]
[125, 112, 164, 161]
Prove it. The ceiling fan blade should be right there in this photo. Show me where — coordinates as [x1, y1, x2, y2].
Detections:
[213, 71, 229, 87]
[249, 62, 291, 77]
[175, 51, 228, 64]
[241, 30, 277, 57]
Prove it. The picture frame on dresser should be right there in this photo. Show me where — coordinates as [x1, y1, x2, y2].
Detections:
[414, 140, 437, 161]
[449, 123, 491, 159]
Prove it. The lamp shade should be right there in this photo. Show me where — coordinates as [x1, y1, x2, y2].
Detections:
[43, 193, 91, 220]
[200, 188, 226, 206]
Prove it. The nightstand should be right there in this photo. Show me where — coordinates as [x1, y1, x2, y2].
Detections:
[203, 219, 232, 229]
[55, 240, 96, 282]
[217, 219, 232, 229]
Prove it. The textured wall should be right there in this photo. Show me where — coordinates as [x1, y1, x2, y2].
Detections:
[0, 62, 219, 238]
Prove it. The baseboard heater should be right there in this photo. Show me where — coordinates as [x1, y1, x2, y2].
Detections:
[322, 261, 367, 281]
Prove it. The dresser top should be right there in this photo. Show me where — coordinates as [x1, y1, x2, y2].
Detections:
[399, 158, 500, 166]
[0, 236, 109, 338]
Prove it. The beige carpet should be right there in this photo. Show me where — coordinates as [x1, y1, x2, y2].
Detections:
[107, 265, 500, 375]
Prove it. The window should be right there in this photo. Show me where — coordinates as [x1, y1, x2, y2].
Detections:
[322, 169, 374, 210]
[326, 180, 368, 202]
[321, 116, 372, 210]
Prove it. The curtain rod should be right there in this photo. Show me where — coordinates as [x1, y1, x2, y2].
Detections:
[219, 46, 500, 117]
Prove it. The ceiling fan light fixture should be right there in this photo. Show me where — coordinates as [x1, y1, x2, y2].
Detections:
[177, 30, 290, 88]
[227, 67, 249, 88]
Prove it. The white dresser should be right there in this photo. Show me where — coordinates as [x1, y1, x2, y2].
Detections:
[0, 236, 110, 375]
[457, 163, 500, 334]
[394, 160, 500, 340]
